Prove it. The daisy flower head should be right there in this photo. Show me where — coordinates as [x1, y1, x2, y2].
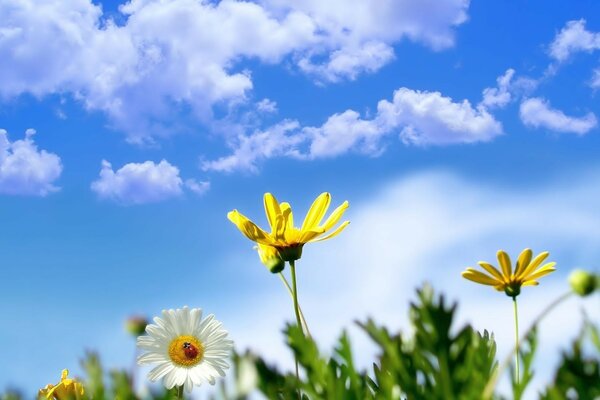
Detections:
[228, 192, 349, 262]
[137, 306, 233, 393]
[38, 369, 84, 400]
[462, 248, 556, 297]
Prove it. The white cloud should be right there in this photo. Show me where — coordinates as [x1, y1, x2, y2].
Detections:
[225, 169, 600, 399]
[0, 129, 62, 196]
[520, 97, 597, 135]
[481, 69, 515, 109]
[202, 120, 306, 173]
[184, 179, 210, 196]
[204, 87, 503, 171]
[0, 0, 470, 142]
[91, 159, 184, 204]
[298, 41, 395, 82]
[255, 98, 278, 113]
[376, 88, 502, 146]
[549, 19, 600, 62]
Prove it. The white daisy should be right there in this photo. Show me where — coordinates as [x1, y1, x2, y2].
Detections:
[137, 306, 233, 393]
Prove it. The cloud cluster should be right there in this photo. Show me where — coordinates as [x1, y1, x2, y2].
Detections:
[204, 87, 503, 172]
[91, 159, 208, 204]
[520, 97, 597, 135]
[0, 0, 469, 142]
[0, 129, 63, 196]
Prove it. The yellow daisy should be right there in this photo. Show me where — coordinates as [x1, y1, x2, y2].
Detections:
[228, 192, 349, 261]
[462, 248, 556, 297]
[38, 369, 84, 400]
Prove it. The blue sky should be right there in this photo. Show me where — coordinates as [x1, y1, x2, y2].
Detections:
[1, 0, 600, 397]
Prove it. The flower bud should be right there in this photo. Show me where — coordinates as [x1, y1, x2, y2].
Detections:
[568, 269, 597, 297]
[256, 244, 285, 273]
[125, 316, 149, 337]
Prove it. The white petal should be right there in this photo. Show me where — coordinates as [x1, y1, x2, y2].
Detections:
[184, 374, 194, 393]
[148, 362, 174, 382]
[188, 308, 202, 333]
[164, 368, 179, 389]
[137, 352, 168, 365]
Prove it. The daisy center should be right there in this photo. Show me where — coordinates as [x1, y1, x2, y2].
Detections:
[168, 335, 204, 367]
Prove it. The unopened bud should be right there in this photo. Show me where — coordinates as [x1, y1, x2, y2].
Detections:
[125, 316, 148, 337]
[569, 269, 597, 297]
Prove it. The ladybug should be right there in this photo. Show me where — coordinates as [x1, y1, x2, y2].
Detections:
[182, 342, 199, 359]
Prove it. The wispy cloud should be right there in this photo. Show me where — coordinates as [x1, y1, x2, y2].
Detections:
[549, 19, 600, 62]
[0, 129, 62, 196]
[519, 97, 597, 135]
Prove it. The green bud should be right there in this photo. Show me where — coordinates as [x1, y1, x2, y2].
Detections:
[569, 269, 597, 297]
[265, 257, 285, 273]
[504, 283, 521, 298]
[125, 316, 149, 337]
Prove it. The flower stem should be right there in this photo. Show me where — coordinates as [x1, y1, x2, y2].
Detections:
[177, 385, 183, 400]
[278, 272, 311, 337]
[483, 291, 572, 398]
[513, 296, 520, 385]
[290, 260, 303, 400]
[290, 261, 304, 333]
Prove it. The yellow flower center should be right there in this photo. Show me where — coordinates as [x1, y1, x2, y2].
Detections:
[168, 335, 204, 367]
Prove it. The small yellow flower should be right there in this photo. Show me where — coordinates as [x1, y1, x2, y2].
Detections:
[38, 369, 84, 400]
[228, 192, 349, 261]
[462, 249, 556, 297]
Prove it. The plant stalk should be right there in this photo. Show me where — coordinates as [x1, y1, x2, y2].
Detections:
[513, 296, 520, 385]
[278, 272, 311, 337]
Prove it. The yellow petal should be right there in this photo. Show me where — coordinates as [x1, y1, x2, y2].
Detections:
[522, 280, 540, 286]
[280, 202, 294, 230]
[497, 250, 512, 278]
[309, 220, 349, 242]
[320, 200, 349, 231]
[523, 262, 556, 281]
[298, 227, 326, 243]
[462, 269, 501, 286]
[517, 251, 549, 279]
[514, 248, 532, 277]
[227, 210, 270, 242]
[477, 261, 505, 282]
[273, 211, 289, 242]
[263, 193, 281, 231]
[301, 192, 331, 231]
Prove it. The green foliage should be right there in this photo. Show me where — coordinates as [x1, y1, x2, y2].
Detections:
[245, 284, 499, 400]
[361, 285, 498, 400]
[3, 285, 598, 400]
[540, 319, 600, 400]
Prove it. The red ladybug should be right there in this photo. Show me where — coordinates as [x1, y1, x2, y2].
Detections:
[182, 342, 199, 359]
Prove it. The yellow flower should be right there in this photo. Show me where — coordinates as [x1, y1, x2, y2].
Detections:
[228, 192, 349, 261]
[39, 369, 84, 400]
[462, 249, 556, 297]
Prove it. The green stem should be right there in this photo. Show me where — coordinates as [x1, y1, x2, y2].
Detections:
[483, 291, 572, 398]
[278, 272, 311, 337]
[290, 261, 304, 332]
[513, 297, 520, 385]
[290, 260, 303, 400]
[177, 385, 183, 400]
